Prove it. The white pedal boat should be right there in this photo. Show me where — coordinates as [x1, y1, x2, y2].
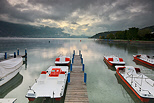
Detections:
[115, 66, 154, 102]
[55, 56, 70, 66]
[25, 66, 68, 101]
[133, 54, 154, 68]
[104, 55, 125, 66]
[0, 57, 23, 86]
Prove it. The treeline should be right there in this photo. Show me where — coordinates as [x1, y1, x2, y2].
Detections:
[99, 27, 154, 41]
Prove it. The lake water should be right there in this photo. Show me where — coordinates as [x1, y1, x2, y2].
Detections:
[0, 38, 154, 103]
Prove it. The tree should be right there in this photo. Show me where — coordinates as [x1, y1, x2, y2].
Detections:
[106, 33, 115, 39]
[127, 27, 139, 40]
[138, 29, 151, 40]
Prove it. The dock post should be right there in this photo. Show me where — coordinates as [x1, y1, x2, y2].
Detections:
[82, 64, 84, 72]
[80, 54, 82, 59]
[14, 52, 16, 58]
[70, 64, 72, 71]
[81, 58, 83, 64]
[4, 52, 7, 59]
[17, 48, 19, 55]
[68, 72, 70, 83]
[25, 48, 27, 58]
[84, 73, 87, 84]
[79, 50, 81, 55]
[72, 58, 74, 63]
[73, 50, 75, 55]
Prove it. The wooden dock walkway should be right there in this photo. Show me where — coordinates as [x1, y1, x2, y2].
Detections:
[65, 55, 89, 103]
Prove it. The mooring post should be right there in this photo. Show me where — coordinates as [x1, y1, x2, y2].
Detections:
[79, 50, 81, 55]
[80, 54, 82, 59]
[14, 52, 16, 58]
[73, 50, 75, 55]
[73, 53, 74, 59]
[68, 72, 70, 83]
[4, 52, 7, 59]
[17, 48, 19, 55]
[25, 48, 27, 58]
[81, 58, 83, 64]
[72, 58, 74, 63]
[82, 64, 84, 72]
[84, 73, 87, 84]
[70, 64, 72, 71]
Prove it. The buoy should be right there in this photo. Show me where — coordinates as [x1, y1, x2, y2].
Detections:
[80, 40, 81, 42]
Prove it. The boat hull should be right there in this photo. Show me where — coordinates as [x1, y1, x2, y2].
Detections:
[116, 71, 150, 102]
[133, 56, 154, 69]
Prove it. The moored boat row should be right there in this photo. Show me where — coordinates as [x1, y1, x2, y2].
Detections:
[104, 54, 154, 102]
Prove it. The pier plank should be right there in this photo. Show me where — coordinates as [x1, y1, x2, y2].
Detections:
[65, 55, 89, 103]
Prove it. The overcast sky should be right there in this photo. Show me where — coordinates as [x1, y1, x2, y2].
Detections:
[0, 0, 154, 36]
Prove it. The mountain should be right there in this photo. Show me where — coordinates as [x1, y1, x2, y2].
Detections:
[140, 25, 154, 31]
[90, 25, 154, 38]
[0, 21, 87, 38]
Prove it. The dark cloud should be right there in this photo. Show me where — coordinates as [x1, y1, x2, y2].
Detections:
[0, 0, 154, 36]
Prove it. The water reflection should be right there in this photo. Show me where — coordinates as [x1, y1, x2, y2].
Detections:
[0, 73, 23, 98]
[103, 59, 116, 71]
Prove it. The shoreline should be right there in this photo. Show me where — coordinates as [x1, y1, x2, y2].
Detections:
[95, 39, 154, 44]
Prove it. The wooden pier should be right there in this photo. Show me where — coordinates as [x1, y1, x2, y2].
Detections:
[65, 53, 89, 103]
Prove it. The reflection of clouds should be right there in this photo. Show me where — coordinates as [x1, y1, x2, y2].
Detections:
[81, 44, 88, 50]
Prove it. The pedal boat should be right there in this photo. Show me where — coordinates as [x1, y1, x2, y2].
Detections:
[55, 56, 70, 66]
[115, 66, 154, 102]
[133, 54, 154, 68]
[104, 55, 125, 66]
[25, 66, 68, 101]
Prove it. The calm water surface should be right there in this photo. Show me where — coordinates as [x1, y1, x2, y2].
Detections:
[0, 38, 154, 103]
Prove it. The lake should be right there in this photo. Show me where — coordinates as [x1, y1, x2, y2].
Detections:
[0, 38, 154, 103]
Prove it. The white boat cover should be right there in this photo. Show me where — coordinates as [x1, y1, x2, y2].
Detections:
[0, 57, 23, 79]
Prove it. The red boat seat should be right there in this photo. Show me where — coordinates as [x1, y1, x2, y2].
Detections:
[60, 71, 65, 74]
[119, 58, 123, 62]
[49, 68, 61, 77]
[55, 58, 60, 61]
[41, 71, 47, 74]
[65, 58, 70, 61]
[108, 58, 113, 61]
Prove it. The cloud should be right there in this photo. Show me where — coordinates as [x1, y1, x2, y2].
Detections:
[0, 0, 154, 36]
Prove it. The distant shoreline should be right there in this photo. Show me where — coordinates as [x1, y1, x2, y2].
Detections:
[95, 39, 154, 44]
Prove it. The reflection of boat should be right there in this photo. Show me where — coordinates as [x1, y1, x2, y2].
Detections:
[104, 55, 125, 66]
[55, 56, 70, 66]
[115, 66, 154, 102]
[103, 60, 116, 71]
[133, 54, 154, 69]
[26, 66, 68, 102]
[0, 57, 23, 86]
[0, 98, 17, 103]
[0, 73, 23, 98]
